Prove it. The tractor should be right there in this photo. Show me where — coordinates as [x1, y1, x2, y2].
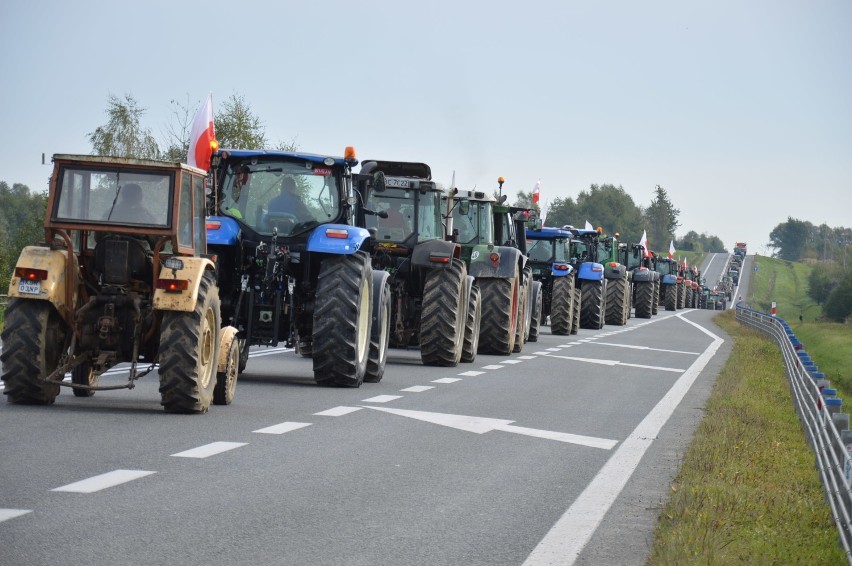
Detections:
[525, 226, 578, 335]
[2, 154, 237, 413]
[566, 228, 607, 329]
[596, 234, 630, 326]
[618, 242, 659, 319]
[354, 160, 476, 367]
[205, 147, 389, 387]
[655, 257, 681, 311]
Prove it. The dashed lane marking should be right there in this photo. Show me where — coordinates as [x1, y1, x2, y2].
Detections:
[480, 365, 504, 370]
[0, 509, 32, 523]
[458, 371, 485, 376]
[500, 360, 523, 364]
[362, 395, 403, 403]
[432, 378, 462, 384]
[401, 385, 435, 392]
[253, 422, 312, 435]
[171, 442, 247, 459]
[314, 406, 362, 416]
[517, 356, 538, 360]
[52, 470, 156, 493]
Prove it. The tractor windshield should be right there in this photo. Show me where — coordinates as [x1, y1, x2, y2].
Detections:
[218, 158, 342, 237]
[53, 167, 172, 228]
[452, 200, 493, 245]
[527, 239, 555, 263]
[365, 187, 442, 243]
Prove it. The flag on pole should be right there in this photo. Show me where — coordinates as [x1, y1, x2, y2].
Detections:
[532, 179, 541, 205]
[668, 240, 676, 259]
[639, 229, 648, 256]
[187, 92, 216, 171]
[584, 220, 594, 230]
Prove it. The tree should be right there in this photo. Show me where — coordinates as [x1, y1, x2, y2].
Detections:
[160, 94, 198, 162]
[513, 190, 540, 217]
[88, 94, 161, 159]
[824, 270, 852, 322]
[644, 185, 680, 255]
[0, 182, 48, 292]
[768, 217, 814, 261]
[574, 184, 645, 244]
[808, 262, 841, 305]
[215, 94, 268, 150]
[544, 196, 577, 228]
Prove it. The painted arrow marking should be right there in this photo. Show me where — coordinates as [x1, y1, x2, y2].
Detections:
[360, 406, 617, 450]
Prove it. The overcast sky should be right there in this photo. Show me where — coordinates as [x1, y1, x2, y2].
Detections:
[2, 0, 849, 254]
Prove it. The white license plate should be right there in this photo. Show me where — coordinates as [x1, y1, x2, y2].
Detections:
[18, 281, 41, 295]
[385, 177, 410, 188]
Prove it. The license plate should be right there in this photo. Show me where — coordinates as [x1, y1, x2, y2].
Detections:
[18, 280, 41, 295]
[385, 177, 410, 188]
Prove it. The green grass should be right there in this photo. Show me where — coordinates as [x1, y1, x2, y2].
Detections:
[648, 312, 846, 564]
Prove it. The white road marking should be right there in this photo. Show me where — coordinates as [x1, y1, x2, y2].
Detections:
[432, 377, 462, 384]
[249, 347, 295, 357]
[253, 422, 312, 435]
[533, 351, 552, 355]
[52, 470, 156, 493]
[480, 365, 504, 370]
[400, 385, 434, 392]
[546, 348, 561, 352]
[524, 313, 724, 565]
[171, 441, 247, 459]
[362, 395, 402, 403]
[359, 406, 616, 449]
[314, 406, 362, 416]
[616, 362, 684, 373]
[458, 371, 484, 376]
[0, 509, 32, 522]
[500, 359, 523, 364]
[517, 355, 538, 360]
[544, 353, 683, 372]
[593, 342, 700, 355]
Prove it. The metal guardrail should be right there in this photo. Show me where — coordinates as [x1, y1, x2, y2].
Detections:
[736, 305, 852, 562]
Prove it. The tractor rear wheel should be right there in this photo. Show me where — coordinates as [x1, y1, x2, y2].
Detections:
[665, 285, 677, 311]
[604, 276, 628, 326]
[580, 279, 606, 330]
[571, 282, 582, 334]
[478, 271, 519, 355]
[158, 273, 220, 413]
[1, 299, 67, 405]
[528, 281, 542, 342]
[550, 276, 573, 335]
[313, 252, 372, 387]
[366, 271, 391, 382]
[460, 284, 481, 363]
[421, 259, 466, 366]
[652, 280, 660, 315]
[512, 279, 528, 353]
[634, 281, 654, 319]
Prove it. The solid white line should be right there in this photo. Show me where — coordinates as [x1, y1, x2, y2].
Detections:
[432, 377, 462, 384]
[314, 406, 362, 416]
[593, 342, 700, 355]
[400, 385, 434, 392]
[459, 370, 484, 376]
[253, 422, 312, 435]
[361, 395, 402, 403]
[0, 509, 32, 522]
[171, 441, 247, 459]
[480, 365, 504, 370]
[523, 316, 724, 565]
[496, 425, 617, 450]
[52, 470, 156, 493]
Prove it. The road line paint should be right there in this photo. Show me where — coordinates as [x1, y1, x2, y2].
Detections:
[249, 347, 295, 357]
[458, 371, 484, 376]
[400, 385, 434, 392]
[480, 365, 504, 370]
[314, 406, 362, 416]
[171, 441, 247, 459]
[517, 355, 537, 360]
[524, 317, 724, 565]
[361, 395, 403, 403]
[593, 342, 700, 355]
[543, 354, 619, 366]
[617, 362, 684, 373]
[546, 348, 561, 352]
[0, 509, 32, 522]
[253, 422, 312, 435]
[497, 425, 617, 450]
[432, 377, 462, 384]
[500, 360, 523, 364]
[533, 351, 552, 355]
[52, 470, 156, 493]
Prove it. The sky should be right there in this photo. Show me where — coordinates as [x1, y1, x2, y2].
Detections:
[1, 0, 850, 255]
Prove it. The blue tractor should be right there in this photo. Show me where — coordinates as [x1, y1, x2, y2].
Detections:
[205, 147, 389, 387]
[567, 228, 607, 330]
[525, 226, 578, 335]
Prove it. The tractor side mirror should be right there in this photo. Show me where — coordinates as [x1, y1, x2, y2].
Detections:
[373, 171, 386, 193]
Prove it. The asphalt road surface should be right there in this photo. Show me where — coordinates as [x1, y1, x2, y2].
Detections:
[0, 289, 734, 565]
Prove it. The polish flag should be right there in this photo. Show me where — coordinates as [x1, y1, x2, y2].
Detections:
[532, 179, 541, 205]
[639, 229, 648, 256]
[585, 220, 594, 230]
[668, 240, 676, 259]
[187, 93, 216, 171]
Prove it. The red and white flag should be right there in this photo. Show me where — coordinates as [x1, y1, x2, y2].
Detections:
[639, 229, 648, 256]
[187, 92, 216, 170]
[668, 239, 676, 259]
[532, 179, 541, 205]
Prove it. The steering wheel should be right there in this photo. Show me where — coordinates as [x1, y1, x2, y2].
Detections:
[266, 211, 298, 230]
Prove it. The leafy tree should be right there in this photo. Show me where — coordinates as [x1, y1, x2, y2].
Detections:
[824, 270, 852, 322]
[0, 182, 48, 291]
[677, 230, 727, 253]
[644, 185, 680, 254]
[573, 184, 645, 244]
[808, 262, 842, 305]
[215, 94, 268, 150]
[88, 94, 161, 159]
[768, 217, 814, 261]
[544, 195, 578, 228]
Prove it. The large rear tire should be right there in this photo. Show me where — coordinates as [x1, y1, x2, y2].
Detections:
[665, 285, 677, 311]
[571, 281, 582, 334]
[1, 299, 67, 405]
[512, 279, 528, 353]
[634, 281, 654, 319]
[528, 281, 542, 342]
[312, 253, 372, 387]
[366, 271, 391, 383]
[604, 276, 628, 326]
[460, 284, 481, 363]
[158, 273, 220, 414]
[580, 279, 606, 330]
[421, 259, 466, 367]
[550, 276, 573, 335]
[652, 279, 660, 315]
[478, 270, 519, 355]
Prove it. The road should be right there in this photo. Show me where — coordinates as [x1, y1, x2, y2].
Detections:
[0, 297, 733, 565]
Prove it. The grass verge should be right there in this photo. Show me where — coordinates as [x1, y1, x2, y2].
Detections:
[648, 311, 846, 564]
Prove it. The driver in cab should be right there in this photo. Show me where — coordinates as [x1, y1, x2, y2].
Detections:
[269, 176, 311, 220]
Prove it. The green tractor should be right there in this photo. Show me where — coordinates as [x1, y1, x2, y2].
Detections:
[618, 242, 659, 319]
[596, 234, 630, 326]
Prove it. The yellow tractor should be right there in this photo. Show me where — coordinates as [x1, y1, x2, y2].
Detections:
[1, 154, 238, 413]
